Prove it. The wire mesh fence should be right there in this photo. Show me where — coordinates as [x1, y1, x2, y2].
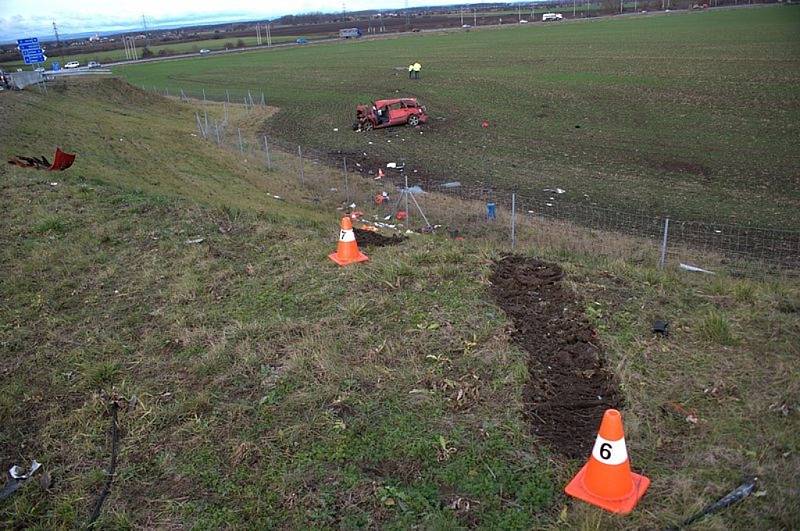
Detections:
[148, 84, 800, 280]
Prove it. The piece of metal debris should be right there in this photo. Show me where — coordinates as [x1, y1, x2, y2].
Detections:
[679, 263, 715, 274]
[670, 477, 758, 529]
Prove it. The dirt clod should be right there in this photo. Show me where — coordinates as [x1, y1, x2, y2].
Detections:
[490, 255, 622, 459]
[354, 228, 405, 247]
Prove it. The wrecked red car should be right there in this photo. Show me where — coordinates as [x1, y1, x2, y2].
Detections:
[354, 98, 428, 131]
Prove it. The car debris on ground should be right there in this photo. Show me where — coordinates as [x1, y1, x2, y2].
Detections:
[679, 263, 715, 274]
[0, 460, 42, 502]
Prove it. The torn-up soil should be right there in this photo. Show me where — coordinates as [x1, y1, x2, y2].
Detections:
[490, 255, 622, 459]
[654, 158, 712, 177]
[354, 228, 406, 247]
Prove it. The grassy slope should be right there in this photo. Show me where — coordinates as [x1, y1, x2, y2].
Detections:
[116, 6, 800, 229]
[1, 80, 799, 528]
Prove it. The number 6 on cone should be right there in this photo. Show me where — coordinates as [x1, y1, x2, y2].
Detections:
[564, 409, 650, 515]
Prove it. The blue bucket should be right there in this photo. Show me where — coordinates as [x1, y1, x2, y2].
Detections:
[486, 202, 496, 220]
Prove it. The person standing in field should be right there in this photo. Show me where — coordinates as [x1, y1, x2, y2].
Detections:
[413, 62, 421, 79]
[408, 64, 414, 79]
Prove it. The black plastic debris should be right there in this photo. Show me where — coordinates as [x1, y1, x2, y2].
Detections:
[652, 320, 669, 337]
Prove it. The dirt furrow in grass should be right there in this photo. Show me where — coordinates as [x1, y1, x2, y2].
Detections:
[490, 255, 622, 459]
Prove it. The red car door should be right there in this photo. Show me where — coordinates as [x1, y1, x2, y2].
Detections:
[387, 103, 408, 125]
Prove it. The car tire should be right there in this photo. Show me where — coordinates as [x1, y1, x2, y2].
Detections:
[408, 115, 420, 127]
[363, 122, 374, 131]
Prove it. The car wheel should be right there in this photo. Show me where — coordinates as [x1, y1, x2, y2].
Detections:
[408, 115, 420, 126]
[363, 122, 374, 131]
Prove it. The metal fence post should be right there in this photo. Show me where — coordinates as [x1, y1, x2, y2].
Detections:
[659, 217, 670, 269]
[264, 136, 271, 170]
[298, 146, 305, 185]
[237, 128, 244, 153]
[226, 89, 230, 103]
[343, 157, 349, 203]
[202, 88, 206, 104]
[511, 192, 517, 250]
[404, 173, 410, 224]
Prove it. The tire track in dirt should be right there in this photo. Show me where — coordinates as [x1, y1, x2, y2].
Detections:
[490, 255, 622, 458]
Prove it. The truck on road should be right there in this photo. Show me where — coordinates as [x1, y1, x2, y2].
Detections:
[339, 28, 362, 39]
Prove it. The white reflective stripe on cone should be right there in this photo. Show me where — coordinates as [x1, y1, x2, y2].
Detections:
[591, 435, 628, 466]
[339, 229, 355, 242]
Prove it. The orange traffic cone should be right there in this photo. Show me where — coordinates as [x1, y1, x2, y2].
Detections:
[564, 409, 650, 515]
[329, 216, 369, 266]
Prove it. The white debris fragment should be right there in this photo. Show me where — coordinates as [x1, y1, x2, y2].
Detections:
[679, 263, 716, 274]
[9, 460, 41, 480]
[49, 182, 58, 186]
[333, 128, 339, 132]
[546, 203, 554, 207]
[185, 238, 205, 244]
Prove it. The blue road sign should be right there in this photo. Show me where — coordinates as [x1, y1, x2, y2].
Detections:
[22, 51, 45, 64]
[18, 37, 45, 65]
[52, 61, 60, 71]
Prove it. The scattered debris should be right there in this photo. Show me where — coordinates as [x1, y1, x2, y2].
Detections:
[9, 460, 41, 480]
[669, 477, 758, 529]
[652, 320, 669, 337]
[49, 182, 59, 186]
[8, 148, 76, 171]
[0, 460, 42, 502]
[544, 188, 566, 194]
[407, 185, 424, 194]
[185, 237, 205, 244]
[661, 401, 700, 424]
[87, 399, 123, 527]
[441, 181, 461, 188]
[386, 162, 404, 169]
[680, 263, 715, 274]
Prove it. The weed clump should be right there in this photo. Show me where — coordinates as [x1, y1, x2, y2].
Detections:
[698, 310, 736, 346]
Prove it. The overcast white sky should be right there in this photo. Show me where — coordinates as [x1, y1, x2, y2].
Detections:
[0, 0, 494, 42]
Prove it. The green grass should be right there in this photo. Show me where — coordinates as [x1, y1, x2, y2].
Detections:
[2, 77, 799, 528]
[117, 6, 800, 230]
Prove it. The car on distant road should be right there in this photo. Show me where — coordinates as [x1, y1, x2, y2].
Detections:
[542, 13, 564, 21]
[296, 38, 308, 44]
[34, 67, 45, 72]
[64, 61, 80, 69]
[87, 61, 100, 68]
[199, 49, 211, 55]
[519, 19, 529, 24]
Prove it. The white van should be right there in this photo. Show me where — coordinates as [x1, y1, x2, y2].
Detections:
[64, 61, 80, 69]
[542, 13, 564, 21]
